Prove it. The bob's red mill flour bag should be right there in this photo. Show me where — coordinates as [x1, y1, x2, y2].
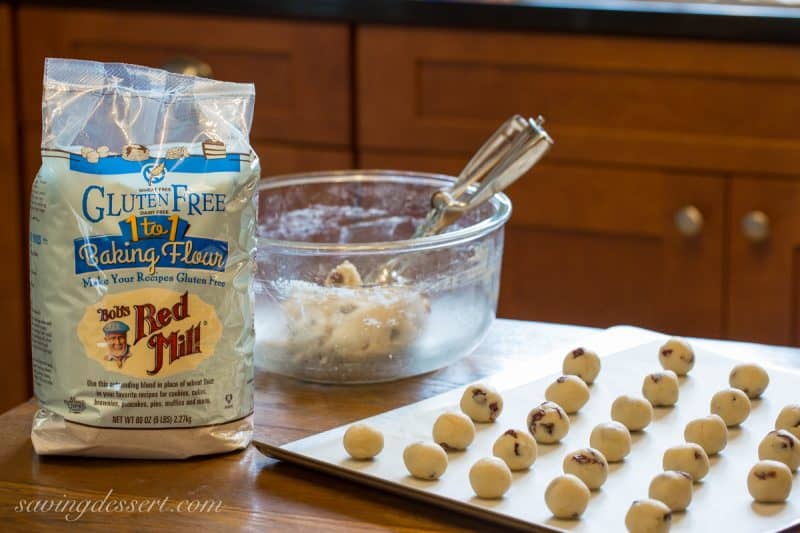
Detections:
[29, 58, 258, 458]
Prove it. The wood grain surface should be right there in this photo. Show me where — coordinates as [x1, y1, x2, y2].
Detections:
[361, 152, 725, 338]
[0, 320, 595, 531]
[0, 4, 30, 416]
[357, 25, 800, 175]
[2, 319, 799, 531]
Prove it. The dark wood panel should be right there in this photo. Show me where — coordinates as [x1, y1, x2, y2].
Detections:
[0, 4, 30, 414]
[358, 26, 800, 175]
[361, 151, 725, 337]
[729, 178, 800, 346]
[254, 142, 353, 178]
[18, 7, 351, 146]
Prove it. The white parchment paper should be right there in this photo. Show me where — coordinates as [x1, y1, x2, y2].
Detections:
[277, 326, 800, 532]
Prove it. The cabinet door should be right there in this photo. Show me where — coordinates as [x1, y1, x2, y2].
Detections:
[358, 26, 800, 175]
[361, 152, 725, 337]
[0, 4, 30, 413]
[729, 178, 800, 345]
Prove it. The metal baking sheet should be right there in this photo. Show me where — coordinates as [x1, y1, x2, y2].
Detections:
[255, 326, 800, 532]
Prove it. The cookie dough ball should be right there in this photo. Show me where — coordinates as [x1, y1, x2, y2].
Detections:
[776, 404, 800, 439]
[662, 443, 709, 482]
[492, 429, 538, 471]
[545, 375, 590, 414]
[658, 338, 695, 376]
[758, 430, 800, 471]
[710, 388, 751, 427]
[460, 383, 503, 423]
[403, 442, 448, 480]
[684, 415, 728, 456]
[324, 260, 363, 287]
[562, 347, 601, 384]
[433, 412, 475, 451]
[544, 474, 590, 519]
[96, 145, 110, 157]
[747, 460, 793, 503]
[612, 395, 654, 432]
[343, 424, 384, 459]
[562, 447, 609, 490]
[642, 371, 679, 407]
[648, 471, 693, 512]
[729, 363, 769, 399]
[589, 421, 632, 462]
[469, 457, 513, 499]
[527, 401, 570, 444]
[625, 499, 672, 533]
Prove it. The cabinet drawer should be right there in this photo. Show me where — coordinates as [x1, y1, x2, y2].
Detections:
[0, 4, 30, 414]
[18, 7, 351, 146]
[254, 142, 353, 177]
[358, 26, 800, 175]
[361, 151, 725, 337]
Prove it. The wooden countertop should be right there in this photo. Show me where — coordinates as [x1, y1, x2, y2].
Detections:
[2, 319, 798, 530]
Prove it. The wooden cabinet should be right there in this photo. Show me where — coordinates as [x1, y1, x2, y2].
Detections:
[17, 6, 353, 193]
[362, 152, 725, 337]
[2, 8, 799, 420]
[0, 4, 29, 414]
[358, 26, 800, 175]
[357, 26, 745, 337]
[729, 178, 800, 346]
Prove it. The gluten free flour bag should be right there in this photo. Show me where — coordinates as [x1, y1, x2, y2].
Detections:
[29, 59, 258, 458]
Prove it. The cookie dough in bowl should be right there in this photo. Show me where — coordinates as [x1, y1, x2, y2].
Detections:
[282, 278, 430, 364]
[255, 171, 511, 383]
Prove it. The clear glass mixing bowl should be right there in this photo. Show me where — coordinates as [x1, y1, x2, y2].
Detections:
[255, 170, 511, 383]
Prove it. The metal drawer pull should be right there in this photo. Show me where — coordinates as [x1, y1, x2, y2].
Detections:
[742, 210, 770, 242]
[674, 205, 704, 237]
[161, 56, 213, 78]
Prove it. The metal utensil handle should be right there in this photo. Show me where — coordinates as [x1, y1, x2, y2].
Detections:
[467, 117, 551, 207]
[415, 115, 552, 238]
[449, 115, 532, 200]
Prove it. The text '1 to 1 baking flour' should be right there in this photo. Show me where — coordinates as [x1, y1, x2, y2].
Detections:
[29, 58, 259, 458]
